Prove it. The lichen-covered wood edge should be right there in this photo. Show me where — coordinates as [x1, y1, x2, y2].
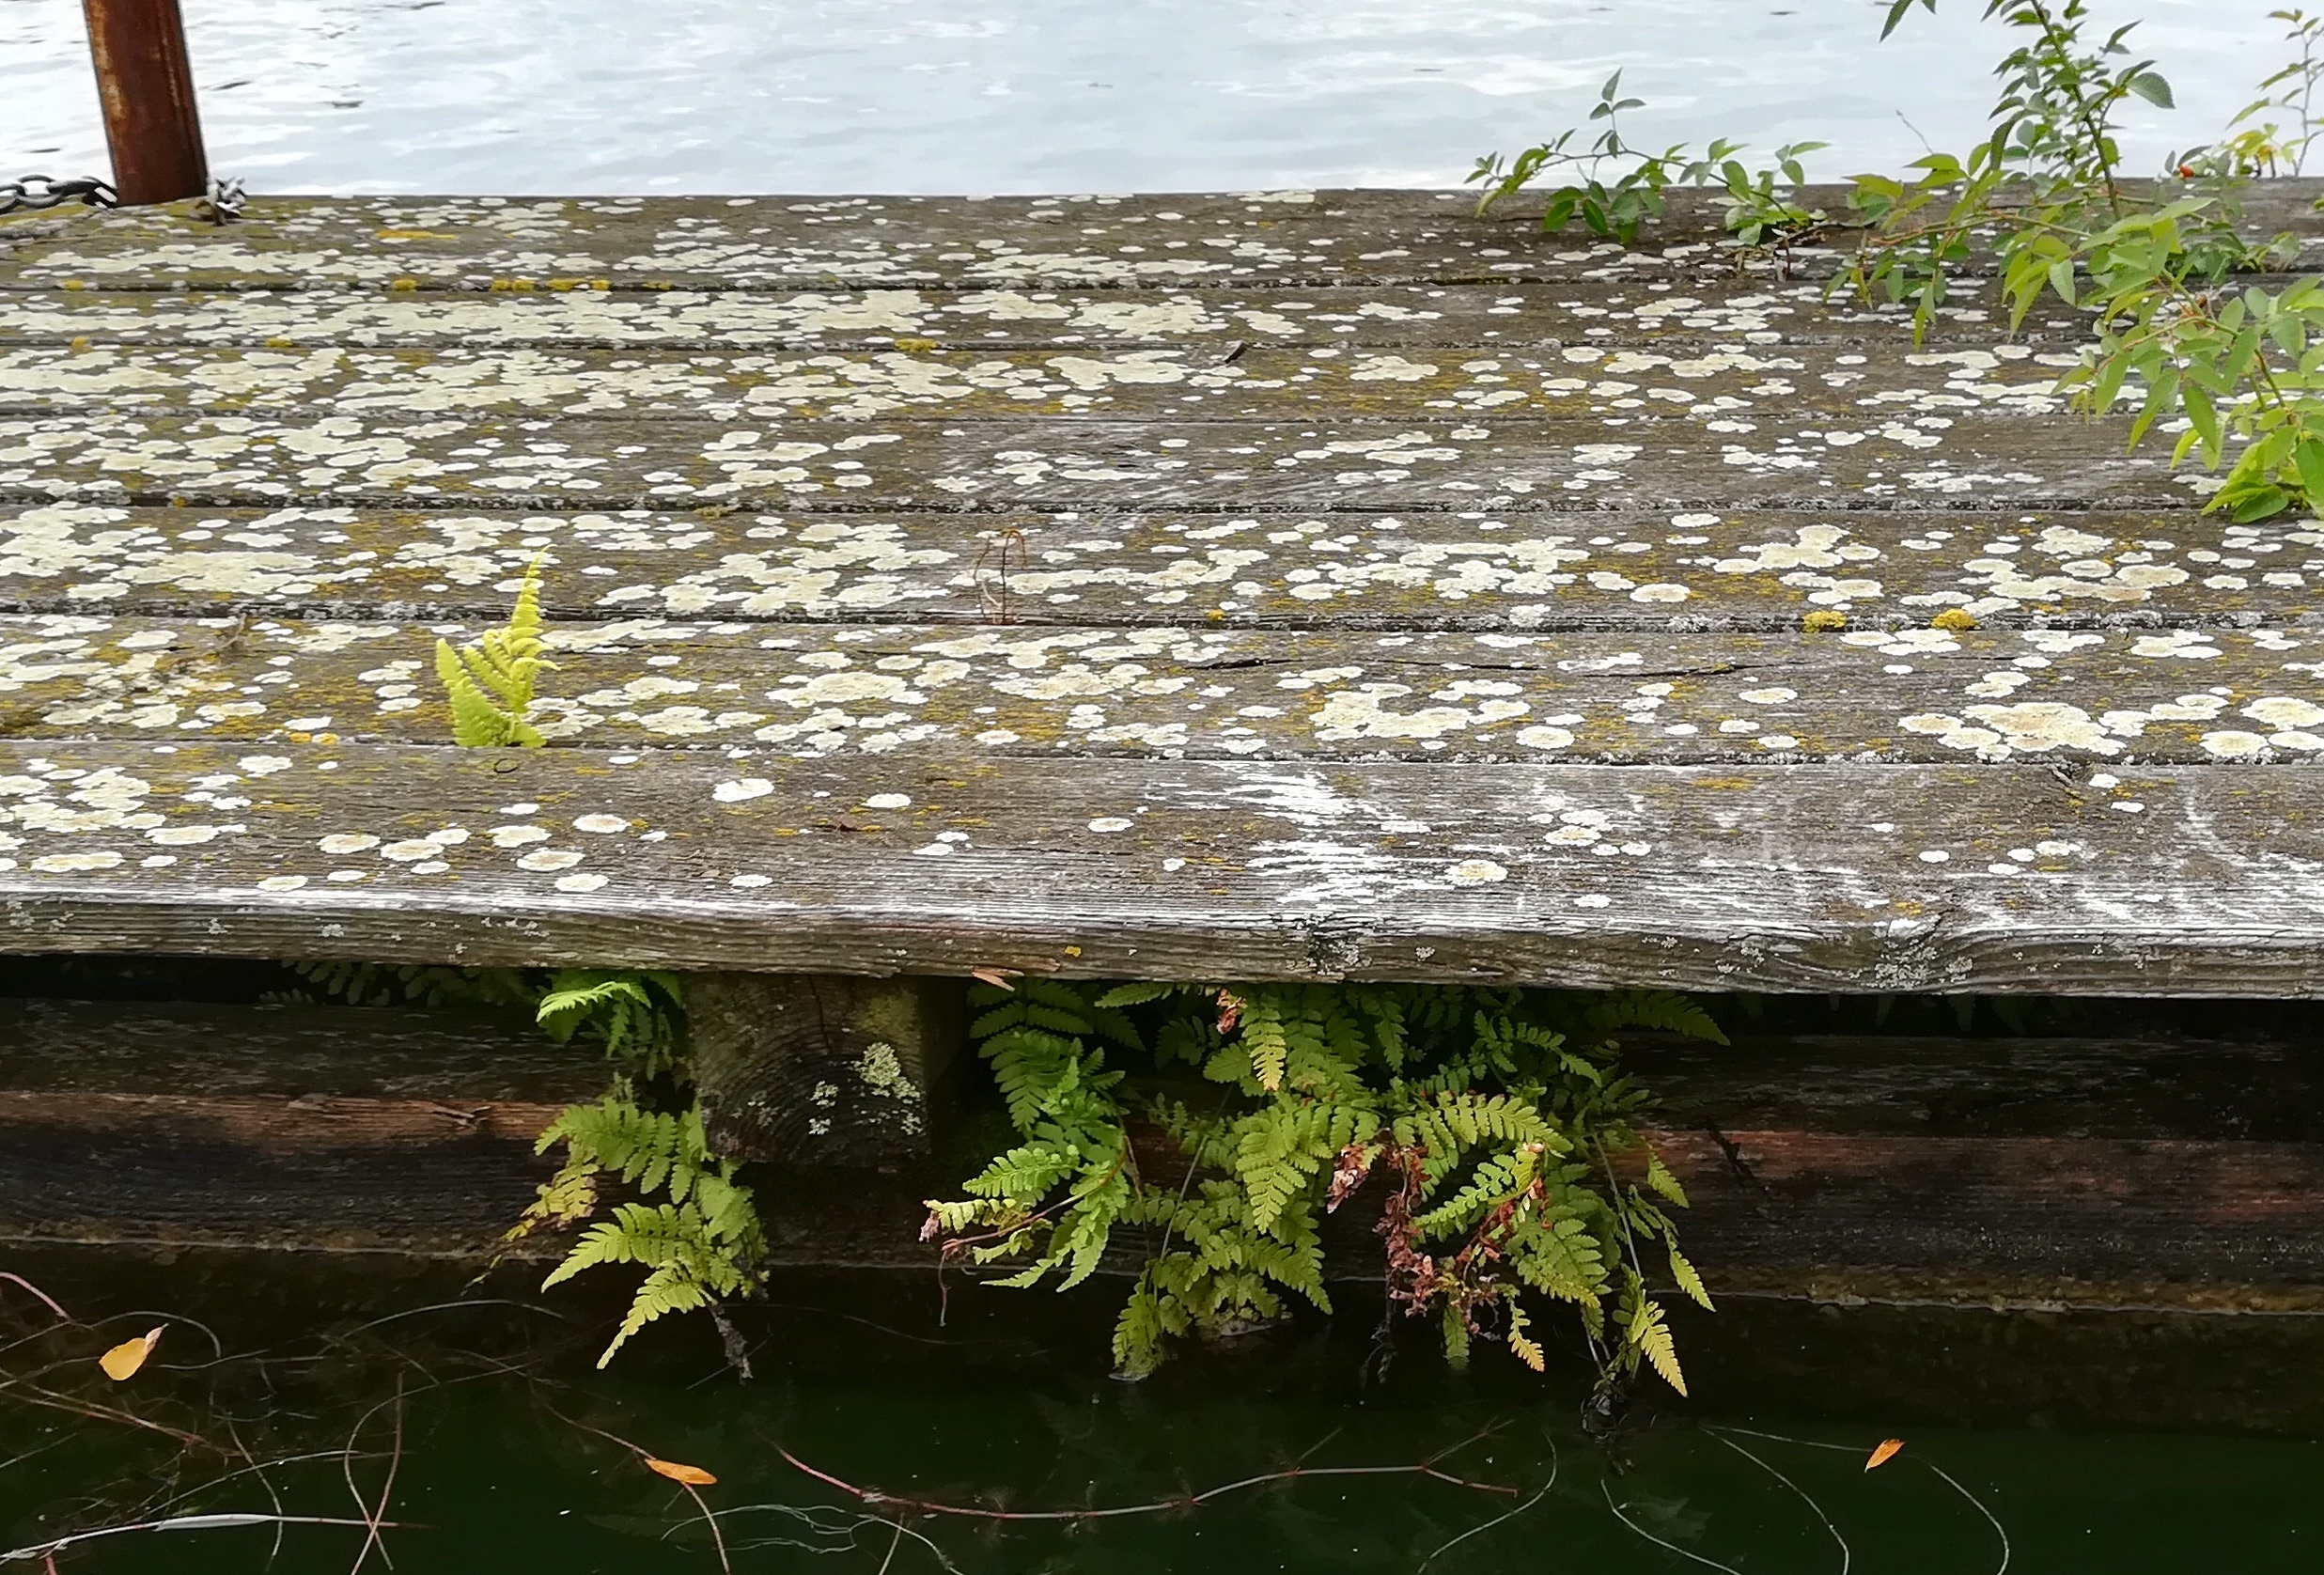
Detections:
[0, 189, 2317, 990]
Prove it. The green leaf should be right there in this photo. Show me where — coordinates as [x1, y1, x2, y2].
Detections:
[2128, 71, 2176, 109]
[2295, 438, 2324, 505]
[1668, 1247, 1715, 1311]
[2228, 484, 2293, 522]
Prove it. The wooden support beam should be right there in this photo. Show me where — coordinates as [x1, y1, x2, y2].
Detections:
[688, 975, 962, 1169]
[80, 0, 210, 207]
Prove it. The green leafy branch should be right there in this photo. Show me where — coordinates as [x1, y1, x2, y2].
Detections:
[1482, 3, 2324, 522]
[1470, 71, 1829, 257]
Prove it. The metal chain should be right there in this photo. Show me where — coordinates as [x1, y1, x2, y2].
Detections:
[0, 175, 118, 216]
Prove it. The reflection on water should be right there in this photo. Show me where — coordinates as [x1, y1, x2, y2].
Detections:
[0, 0, 2293, 193]
[2, 1251, 2321, 1572]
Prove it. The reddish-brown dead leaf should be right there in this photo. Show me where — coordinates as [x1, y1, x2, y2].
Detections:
[98, 1327, 164, 1382]
[1865, 1438, 1905, 1472]
[970, 968, 1020, 990]
[647, 1458, 718, 1487]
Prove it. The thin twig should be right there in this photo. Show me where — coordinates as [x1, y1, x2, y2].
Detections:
[2, 1514, 405, 1563]
[1921, 1458, 2012, 1575]
[554, 1410, 731, 1573]
[225, 1417, 289, 1568]
[1707, 1424, 2010, 1575]
[0, 1274, 68, 1323]
[1601, 1480, 1746, 1574]
[1705, 1429, 1850, 1574]
[1419, 1433, 1557, 1570]
[349, 1380, 406, 1575]
[8, 1384, 219, 1452]
[774, 1439, 1519, 1522]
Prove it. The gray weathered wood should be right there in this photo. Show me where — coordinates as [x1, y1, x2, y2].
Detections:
[5, 615, 2319, 765]
[689, 973, 959, 1167]
[0, 338, 2084, 424]
[0, 280, 2093, 351]
[5, 185, 2316, 291]
[2, 503, 2310, 630]
[0, 741, 2317, 994]
[0, 187, 2317, 995]
[0, 410, 2214, 512]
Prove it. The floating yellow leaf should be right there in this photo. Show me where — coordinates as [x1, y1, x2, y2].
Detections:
[98, 1326, 164, 1382]
[1865, 1438, 1905, 1472]
[647, 1458, 718, 1487]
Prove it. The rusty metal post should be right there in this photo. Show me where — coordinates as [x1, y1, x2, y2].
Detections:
[81, 0, 210, 205]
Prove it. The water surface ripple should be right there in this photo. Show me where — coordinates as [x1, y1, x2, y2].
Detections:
[0, 1, 2294, 194]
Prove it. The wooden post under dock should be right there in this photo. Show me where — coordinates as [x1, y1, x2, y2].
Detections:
[80, 0, 210, 206]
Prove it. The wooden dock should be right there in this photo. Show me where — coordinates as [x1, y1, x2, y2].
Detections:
[1, 187, 2321, 992]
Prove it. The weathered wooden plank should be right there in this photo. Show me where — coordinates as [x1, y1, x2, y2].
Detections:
[5, 503, 2311, 630]
[0, 192, 1729, 291]
[0, 339, 2083, 425]
[0, 995, 583, 1099]
[5, 615, 2318, 765]
[7, 185, 2313, 291]
[1659, 1128, 2324, 1296]
[1638, 1031, 2324, 1299]
[0, 280, 2092, 350]
[0, 410, 2216, 511]
[0, 741, 2317, 994]
[1635, 1032, 2324, 1142]
[0, 995, 593, 1254]
[0, 215, 95, 269]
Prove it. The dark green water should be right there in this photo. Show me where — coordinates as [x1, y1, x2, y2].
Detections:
[4, 1252, 2320, 1573]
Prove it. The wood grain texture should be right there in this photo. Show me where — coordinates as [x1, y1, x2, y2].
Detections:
[2, 503, 2310, 630]
[4, 185, 2316, 290]
[1632, 1032, 2324, 1142]
[5, 614, 2319, 766]
[0, 741, 2317, 992]
[0, 338, 2087, 424]
[0, 995, 592, 1099]
[0, 280, 2093, 351]
[0, 188, 2316, 993]
[0, 410, 2218, 512]
[1655, 1128, 2324, 1297]
[0, 996, 595, 1254]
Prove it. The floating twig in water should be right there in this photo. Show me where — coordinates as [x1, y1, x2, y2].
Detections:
[1, 1514, 408, 1564]
[1705, 1428, 1851, 1574]
[1601, 1479, 1747, 1575]
[0, 1274, 67, 1324]
[772, 1427, 1521, 1522]
[1708, 1424, 2010, 1575]
[1419, 1434, 1558, 1570]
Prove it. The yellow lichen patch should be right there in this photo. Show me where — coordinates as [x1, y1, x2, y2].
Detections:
[1930, 608, 1979, 632]
[1802, 610, 1848, 632]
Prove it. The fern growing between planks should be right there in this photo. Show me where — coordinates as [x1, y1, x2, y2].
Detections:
[434, 558, 552, 746]
[928, 981, 1723, 1392]
[410, 566, 769, 1363]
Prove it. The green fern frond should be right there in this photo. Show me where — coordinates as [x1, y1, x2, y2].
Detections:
[436, 558, 554, 747]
